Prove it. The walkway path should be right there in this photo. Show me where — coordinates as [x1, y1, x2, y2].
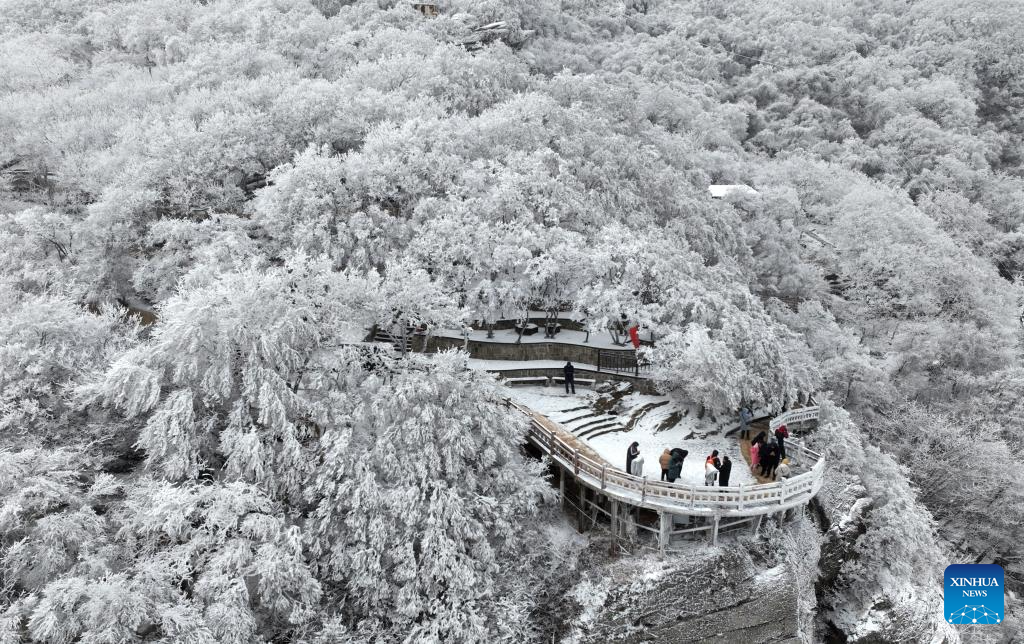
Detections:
[738, 419, 776, 484]
[737, 407, 823, 483]
[514, 400, 825, 521]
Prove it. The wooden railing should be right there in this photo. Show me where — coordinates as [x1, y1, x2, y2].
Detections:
[769, 405, 820, 432]
[512, 401, 825, 517]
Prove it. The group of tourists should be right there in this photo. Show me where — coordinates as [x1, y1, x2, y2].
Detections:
[618, 409, 795, 487]
[738, 406, 794, 481]
[625, 446, 735, 487]
[749, 425, 791, 481]
[658, 447, 691, 483]
[700, 450, 732, 487]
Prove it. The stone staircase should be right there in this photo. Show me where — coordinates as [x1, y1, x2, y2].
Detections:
[550, 411, 627, 439]
[373, 326, 413, 353]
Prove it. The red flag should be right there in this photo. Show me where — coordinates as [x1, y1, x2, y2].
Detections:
[629, 325, 640, 349]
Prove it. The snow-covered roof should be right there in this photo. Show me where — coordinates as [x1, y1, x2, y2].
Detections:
[476, 21, 509, 32]
[708, 184, 759, 198]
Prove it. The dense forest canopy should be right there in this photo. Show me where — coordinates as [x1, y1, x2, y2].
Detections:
[1, 0, 1022, 641]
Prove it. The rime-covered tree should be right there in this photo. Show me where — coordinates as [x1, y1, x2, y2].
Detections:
[89, 254, 382, 496]
[0, 449, 321, 644]
[306, 352, 551, 643]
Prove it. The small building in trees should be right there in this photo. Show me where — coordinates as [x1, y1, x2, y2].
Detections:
[459, 20, 534, 52]
[410, 1, 439, 17]
[1, 159, 48, 193]
[708, 184, 759, 199]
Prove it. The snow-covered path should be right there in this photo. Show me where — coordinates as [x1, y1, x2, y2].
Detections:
[506, 386, 755, 487]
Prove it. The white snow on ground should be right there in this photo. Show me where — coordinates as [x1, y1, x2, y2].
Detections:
[507, 386, 755, 487]
[567, 577, 612, 630]
[756, 565, 788, 583]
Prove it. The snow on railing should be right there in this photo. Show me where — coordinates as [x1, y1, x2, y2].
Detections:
[769, 405, 820, 432]
[511, 401, 825, 516]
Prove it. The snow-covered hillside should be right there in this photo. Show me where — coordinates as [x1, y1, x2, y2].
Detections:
[1, 0, 1023, 642]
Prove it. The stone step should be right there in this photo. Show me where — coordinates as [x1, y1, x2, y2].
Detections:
[570, 415, 619, 433]
[558, 411, 603, 425]
[579, 424, 627, 440]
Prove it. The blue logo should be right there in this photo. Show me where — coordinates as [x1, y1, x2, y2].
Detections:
[944, 564, 1004, 625]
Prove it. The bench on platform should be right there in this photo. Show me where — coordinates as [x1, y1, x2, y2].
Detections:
[503, 376, 550, 386]
[514, 323, 539, 336]
[540, 323, 562, 336]
[552, 376, 596, 387]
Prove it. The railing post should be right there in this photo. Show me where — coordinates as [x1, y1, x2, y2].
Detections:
[641, 477, 647, 503]
[601, 464, 607, 490]
[577, 482, 586, 532]
[558, 466, 565, 508]
[738, 484, 744, 510]
[659, 511, 670, 555]
[689, 485, 695, 509]
[573, 448, 579, 476]
[610, 500, 619, 544]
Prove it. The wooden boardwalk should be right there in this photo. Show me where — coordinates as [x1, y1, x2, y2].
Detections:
[738, 420, 776, 484]
[520, 404, 610, 467]
[738, 405, 822, 483]
[513, 400, 825, 549]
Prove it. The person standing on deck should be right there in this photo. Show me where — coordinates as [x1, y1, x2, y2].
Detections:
[758, 441, 771, 477]
[704, 458, 718, 486]
[718, 455, 732, 486]
[750, 441, 761, 472]
[776, 460, 792, 480]
[630, 455, 645, 477]
[625, 441, 640, 474]
[761, 440, 779, 479]
[563, 361, 576, 394]
[659, 449, 672, 481]
[667, 449, 686, 482]
[774, 424, 789, 460]
[739, 406, 753, 439]
[705, 449, 721, 470]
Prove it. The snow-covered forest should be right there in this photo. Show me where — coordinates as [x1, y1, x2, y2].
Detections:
[1, 0, 1022, 641]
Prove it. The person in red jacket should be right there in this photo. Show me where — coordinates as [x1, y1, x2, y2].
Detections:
[774, 424, 789, 460]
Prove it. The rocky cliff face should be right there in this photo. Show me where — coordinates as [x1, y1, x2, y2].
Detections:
[556, 538, 804, 643]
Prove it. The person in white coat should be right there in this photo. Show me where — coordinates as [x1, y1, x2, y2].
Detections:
[704, 460, 718, 486]
[630, 456, 645, 477]
[776, 460, 792, 480]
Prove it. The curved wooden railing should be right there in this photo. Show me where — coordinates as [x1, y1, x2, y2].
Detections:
[513, 401, 825, 518]
[770, 405, 820, 431]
